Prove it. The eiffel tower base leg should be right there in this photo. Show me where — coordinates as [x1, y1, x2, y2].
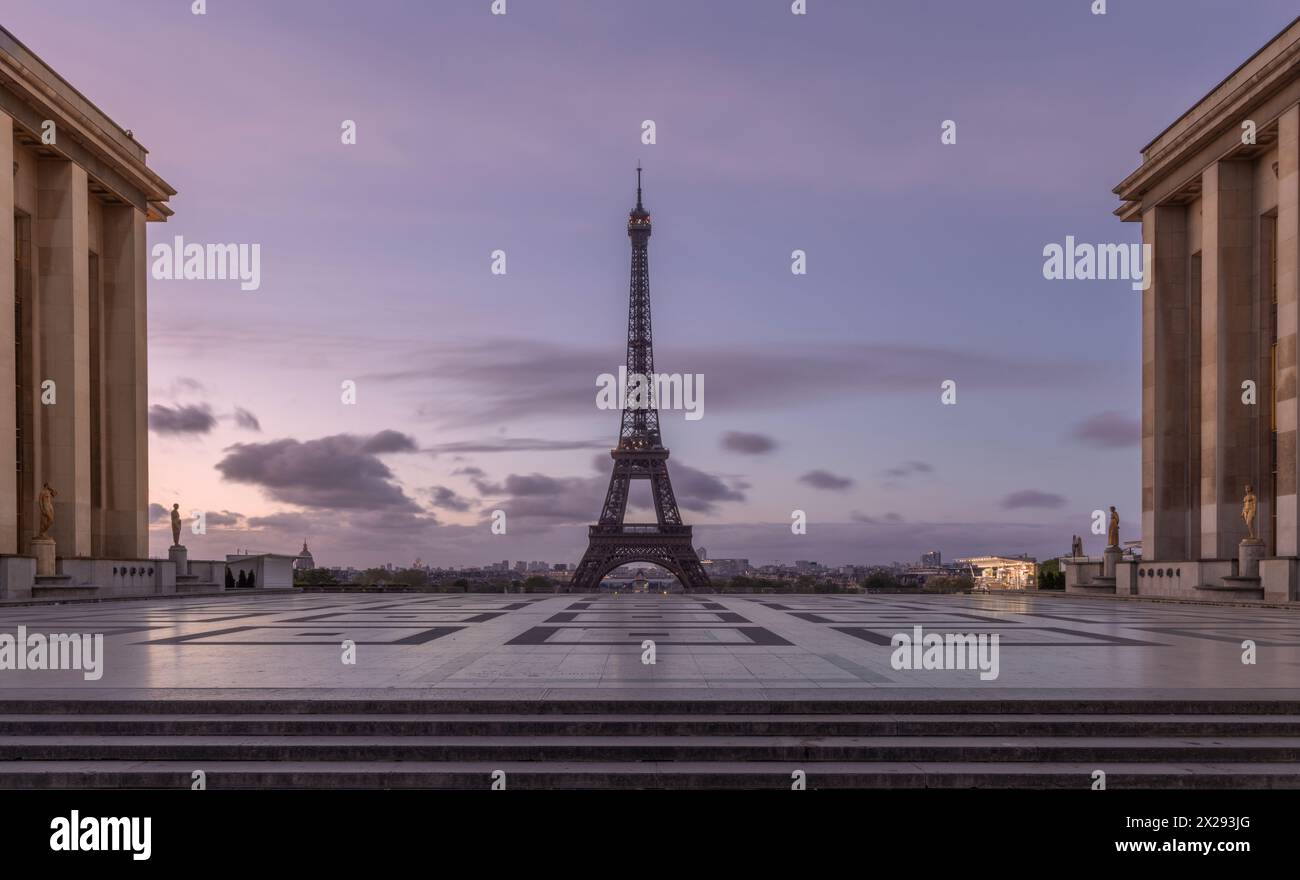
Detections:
[570, 530, 710, 593]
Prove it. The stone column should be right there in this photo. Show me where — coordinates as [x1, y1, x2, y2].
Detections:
[36, 159, 90, 557]
[1143, 204, 1191, 561]
[0, 112, 15, 555]
[1277, 106, 1300, 557]
[101, 205, 148, 559]
[1200, 160, 1256, 560]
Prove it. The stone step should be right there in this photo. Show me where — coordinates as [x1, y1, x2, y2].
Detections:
[1, 760, 1297, 789]
[6, 698, 1300, 715]
[1198, 582, 1265, 599]
[2, 734, 1298, 762]
[4, 713, 1300, 737]
[31, 583, 99, 600]
[174, 581, 221, 593]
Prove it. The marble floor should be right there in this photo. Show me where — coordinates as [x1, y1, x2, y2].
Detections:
[0, 591, 1298, 697]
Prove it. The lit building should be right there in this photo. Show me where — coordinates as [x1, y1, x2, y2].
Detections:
[958, 555, 1038, 590]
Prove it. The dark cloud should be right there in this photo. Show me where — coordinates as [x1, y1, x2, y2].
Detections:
[1000, 489, 1066, 510]
[360, 339, 1089, 427]
[799, 469, 855, 491]
[232, 407, 261, 431]
[473, 461, 746, 533]
[883, 460, 933, 478]
[427, 485, 474, 512]
[1071, 411, 1139, 449]
[720, 431, 777, 454]
[476, 473, 603, 528]
[670, 463, 748, 511]
[215, 431, 424, 512]
[851, 510, 904, 524]
[360, 430, 419, 454]
[430, 438, 606, 454]
[205, 510, 245, 527]
[148, 503, 169, 524]
[149, 404, 216, 436]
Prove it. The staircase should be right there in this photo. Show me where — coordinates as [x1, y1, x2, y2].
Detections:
[2, 698, 1299, 789]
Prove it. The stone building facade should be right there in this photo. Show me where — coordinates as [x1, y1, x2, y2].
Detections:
[0, 27, 175, 598]
[1097, 16, 1300, 602]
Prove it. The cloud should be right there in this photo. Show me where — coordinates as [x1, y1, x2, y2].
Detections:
[670, 463, 748, 511]
[883, 460, 933, 478]
[215, 430, 424, 512]
[720, 431, 777, 454]
[851, 510, 903, 524]
[204, 510, 245, 527]
[1000, 489, 1066, 510]
[148, 404, 216, 436]
[361, 339, 1087, 428]
[799, 469, 855, 491]
[427, 485, 474, 512]
[148, 503, 169, 524]
[472, 460, 747, 533]
[232, 407, 262, 431]
[475, 473, 604, 528]
[430, 438, 607, 454]
[1071, 411, 1139, 449]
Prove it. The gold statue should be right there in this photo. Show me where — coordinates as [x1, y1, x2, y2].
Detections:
[1243, 484, 1257, 541]
[1107, 506, 1119, 549]
[171, 503, 183, 547]
[37, 482, 56, 538]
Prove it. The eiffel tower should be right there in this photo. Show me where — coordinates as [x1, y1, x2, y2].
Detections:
[570, 169, 711, 593]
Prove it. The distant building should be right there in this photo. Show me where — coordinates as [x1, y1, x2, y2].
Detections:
[921, 550, 941, 567]
[293, 540, 315, 572]
[705, 558, 750, 578]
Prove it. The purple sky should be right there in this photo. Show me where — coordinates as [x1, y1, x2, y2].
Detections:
[7, 0, 1297, 569]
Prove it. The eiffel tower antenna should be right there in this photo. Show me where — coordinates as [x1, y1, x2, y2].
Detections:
[570, 169, 710, 593]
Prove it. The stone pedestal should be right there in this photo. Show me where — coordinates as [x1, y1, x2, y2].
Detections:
[31, 536, 56, 577]
[1238, 539, 1265, 579]
[1103, 546, 1121, 578]
[169, 544, 188, 577]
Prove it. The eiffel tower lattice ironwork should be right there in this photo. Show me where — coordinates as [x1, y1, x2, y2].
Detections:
[570, 169, 710, 592]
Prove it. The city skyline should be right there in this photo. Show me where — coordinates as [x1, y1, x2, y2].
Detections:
[5, 1, 1298, 569]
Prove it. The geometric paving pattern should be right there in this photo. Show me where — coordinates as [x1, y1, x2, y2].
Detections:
[1, 591, 1299, 692]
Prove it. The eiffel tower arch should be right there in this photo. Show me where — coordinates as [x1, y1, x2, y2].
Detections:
[571, 169, 711, 593]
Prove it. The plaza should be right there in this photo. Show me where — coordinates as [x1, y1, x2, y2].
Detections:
[1, 590, 1298, 692]
[1, 591, 1297, 789]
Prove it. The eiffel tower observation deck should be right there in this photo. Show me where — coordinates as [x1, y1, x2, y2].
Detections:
[570, 169, 710, 592]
